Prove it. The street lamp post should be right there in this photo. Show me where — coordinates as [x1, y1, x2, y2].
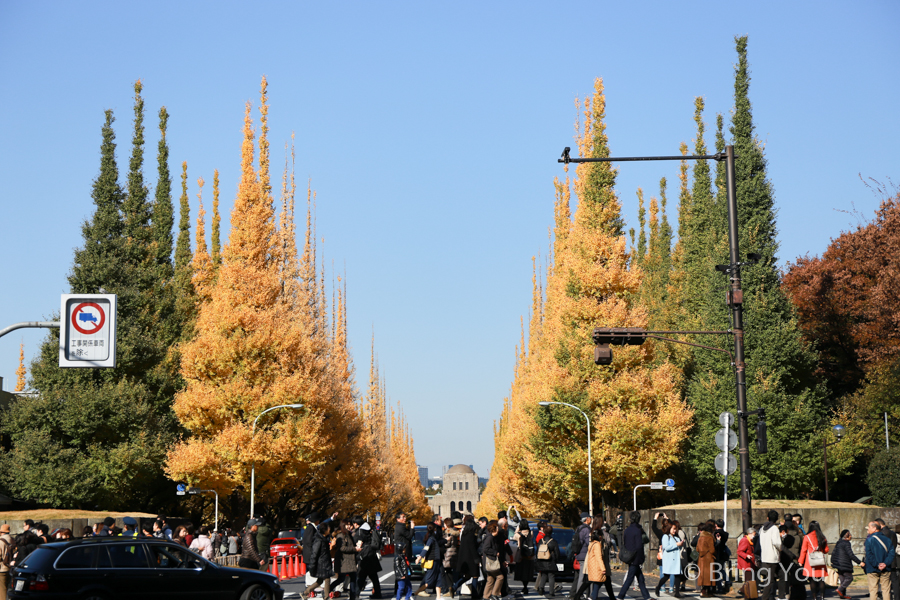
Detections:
[539, 401, 592, 513]
[189, 488, 219, 535]
[250, 403, 304, 519]
[824, 424, 845, 502]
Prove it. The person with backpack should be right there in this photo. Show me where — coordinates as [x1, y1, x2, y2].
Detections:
[0, 523, 15, 600]
[569, 513, 593, 600]
[535, 523, 561, 597]
[395, 540, 414, 600]
[356, 518, 384, 599]
[798, 520, 829, 600]
[616, 511, 651, 600]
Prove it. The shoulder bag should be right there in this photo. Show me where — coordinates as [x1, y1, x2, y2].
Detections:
[485, 554, 501, 575]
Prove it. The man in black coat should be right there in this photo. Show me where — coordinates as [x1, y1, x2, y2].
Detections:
[616, 511, 651, 600]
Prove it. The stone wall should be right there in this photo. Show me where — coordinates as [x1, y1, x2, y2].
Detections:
[635, 502, 896, 572]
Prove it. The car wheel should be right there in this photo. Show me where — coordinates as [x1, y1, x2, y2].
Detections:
[240, 584, 273, 600]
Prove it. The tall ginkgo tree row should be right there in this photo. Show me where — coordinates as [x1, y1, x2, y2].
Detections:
[478, 78, 692, 519]
[166, 78, 427, 523]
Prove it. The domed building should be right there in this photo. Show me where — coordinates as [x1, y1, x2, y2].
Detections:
[427, 464, 481, 516]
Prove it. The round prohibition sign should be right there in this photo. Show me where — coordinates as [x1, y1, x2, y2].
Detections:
[71, 302, 106, 335]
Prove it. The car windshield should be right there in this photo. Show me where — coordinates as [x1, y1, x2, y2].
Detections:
[272, 538, 298, 545]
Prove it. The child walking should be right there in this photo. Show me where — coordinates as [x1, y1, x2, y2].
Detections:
[395, 542, 413, 600]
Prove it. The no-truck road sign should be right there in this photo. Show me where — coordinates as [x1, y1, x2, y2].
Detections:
[59, 294, 117, 368]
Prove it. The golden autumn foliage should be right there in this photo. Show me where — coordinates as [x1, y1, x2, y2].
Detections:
[478, 79, 693, 519]
[166, 78, 424, 522]
[14, 342, 26, 392]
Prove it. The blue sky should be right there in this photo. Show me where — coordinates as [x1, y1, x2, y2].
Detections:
[1, 1, 897, 481]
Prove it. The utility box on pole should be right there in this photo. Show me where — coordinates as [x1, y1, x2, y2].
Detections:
[58, 294, 117, 368]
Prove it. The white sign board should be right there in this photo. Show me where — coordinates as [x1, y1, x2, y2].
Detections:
[650, 482, 664, 490]
[59, 294, 117, 368]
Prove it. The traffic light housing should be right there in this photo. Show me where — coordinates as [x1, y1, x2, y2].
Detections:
[592, 327, 647, 346]
[756, 416, 768, 454]
[592, 327, 646, 365]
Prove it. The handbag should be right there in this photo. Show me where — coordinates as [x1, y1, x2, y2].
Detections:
[485, 555, 501, 575]
[824, 567, 840, 587]
[619, 548, 636, 565]
[423, 559, 434, 570]
[573, 558, 581, 570]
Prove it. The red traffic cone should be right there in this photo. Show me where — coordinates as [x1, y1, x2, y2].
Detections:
[279, 557, 287, 580]
[269, 558, 278, 576]
[300, 557, 307, 576]
[288, 554, 297, 578]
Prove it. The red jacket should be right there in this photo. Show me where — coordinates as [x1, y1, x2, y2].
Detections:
[737, 535, 756, 571]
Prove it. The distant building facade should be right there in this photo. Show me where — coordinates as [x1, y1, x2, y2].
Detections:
[427, 464, 480, 516]
[418, 466, 428, 489]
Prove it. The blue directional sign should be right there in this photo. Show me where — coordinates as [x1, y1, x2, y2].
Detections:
[176, 483, 187, 496]
[665, 478, 675, 487]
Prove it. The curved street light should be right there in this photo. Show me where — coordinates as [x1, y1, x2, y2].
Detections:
[250, 403, 304, 519]
[824, 423, 845, 502]
[539, 401, 592, 513]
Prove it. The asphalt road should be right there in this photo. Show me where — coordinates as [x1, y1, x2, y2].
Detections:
[277, 560, 877, 600]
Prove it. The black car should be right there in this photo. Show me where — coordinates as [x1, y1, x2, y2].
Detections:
[8, 537, 285, 600]
[507, 522, 576, 581]
[409, 525, 428, 579]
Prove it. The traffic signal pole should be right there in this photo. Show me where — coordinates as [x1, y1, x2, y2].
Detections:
[561, 145, 754, 533]
[724, 146, 753, 533]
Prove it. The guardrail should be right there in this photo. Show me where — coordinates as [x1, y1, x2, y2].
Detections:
[213, 555, 241, 567]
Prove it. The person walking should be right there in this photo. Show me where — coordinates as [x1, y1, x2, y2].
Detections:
[335, 520, 360, 600]
[239, 519, 265, 570]
[592, 515, 617, 600]
[189, 526, 215, 560]
[356, 518, 384, 599]
[481, 521, 505, 600]
[737, 528, 756, 587]
[616, 511, 651, 600]
[758, 511, 782, 600]
[535, 524, 561, 598]
[416, 523, 445, 598]
[570, 513, 593, 600]
[395, 541, 414, 600]
[779, 520, 805, 600]
[587, 529, 609, 600]
[696, 523, 716, 598]
[513, 520, 535, 595]
[655, 522, 684, 598]
[0, 524, 14, 600]
[799, 520, 829, 600]
[456, 515, 481, 599]
[831, 529, 862, 600]
[308, 521, 336, 599]
[864, 521, 896, 600]
[444, 517, 460, 598]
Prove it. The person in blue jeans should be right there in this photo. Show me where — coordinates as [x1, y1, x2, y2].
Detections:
[617, 511, 651, 600]
[395, 541, 414, 600]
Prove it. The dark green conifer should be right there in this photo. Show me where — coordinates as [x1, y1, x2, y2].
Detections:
[682, 36, 829, 498]
[1, 97, 181, 511]
[153, 107, 174, 274]
[173, 162, 195, 332]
